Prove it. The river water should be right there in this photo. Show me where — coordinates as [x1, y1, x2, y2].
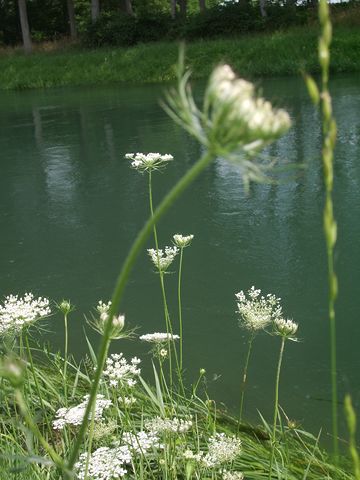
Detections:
[0, 75, 359, 441]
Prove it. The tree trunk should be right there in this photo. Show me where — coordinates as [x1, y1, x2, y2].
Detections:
[178, 0, 187, 17]
[67, 0, 77, 39]
[170, 0, 176, 19]
[91, 0, 100, 22]
[18, 0, 32, 53]
[199, 0, 206, 12]
[259, 0, 267, 17]
[124, 0, 134, 16]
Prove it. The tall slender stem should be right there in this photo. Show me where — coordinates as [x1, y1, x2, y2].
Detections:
[318, 0, 338, 460]
[178, 248, 184, 372]
[67, 150, 215, 471]
[63, 313, 68, 405]
[268, 336, 286, 480]
[239, 332, 255, 424]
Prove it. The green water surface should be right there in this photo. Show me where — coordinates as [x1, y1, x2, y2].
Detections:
[0, 75, 359, 440]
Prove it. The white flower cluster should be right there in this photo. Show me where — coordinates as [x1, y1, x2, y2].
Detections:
[173, 234, 194, 248]
[0, 293, 51, 335]
[125, 153, 173, 172]
[103, 353, 141, 389]
[118, 395, 137, 407]
[147, 246, 179, 272]
[205, 65, 291, 151]
[76, 445, 131, 480]
[235, 286, 282, 332]
[274, 318, 298, 338]
[222, 471, 244, 480]
[52, 395, 111, 430]
[145, 416, 192, 435]
[202, 433, 242, 467]
[122, 430, 161, 453]
[139, 332, 180, 343]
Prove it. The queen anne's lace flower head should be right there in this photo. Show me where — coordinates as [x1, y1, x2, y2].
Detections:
[139, 332, 180, 343]
[145, 416, 192, 435]
[0, 293, 51, 336]
[52, 395, 111, 430]
[75, 446, 131, 480]
[222, 471, 245, 480]
[202, 433, 242, 467]
[173, 234, 194, 248]
[148, 246, 179, 272]
[274, 318, 298, 339]
[235, 286, 282, 332]
[103, 353, 141, 389]
[122, 430, 162, 454]
[125, 153, 173, 173]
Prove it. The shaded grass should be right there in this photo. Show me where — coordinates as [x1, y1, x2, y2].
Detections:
[0, 26, 359, 90]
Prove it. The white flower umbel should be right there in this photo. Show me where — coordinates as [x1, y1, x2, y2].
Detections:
[165, 60, 291, 186]
[204, 65, 291, 152]
[173, 234, 194, 248]
[274, 318, 298, 339]
[147, 246, 179, 272]
[89, 301, 127, 339]
[122, 430, 162, 454]
[75, 446, 131, 480]
[235, 286, 282, 332]
[103, 353, 141, 389]
[222, 471, 245, 480]
[97, 300, 112, 316]
[125, 153, 173, 173]
[52, 395, 111, 430]
[0, 293, 51, 335]
[202, 433, 242, 468]
[139, 332, 180, 343]
[145, 416, 192, 435]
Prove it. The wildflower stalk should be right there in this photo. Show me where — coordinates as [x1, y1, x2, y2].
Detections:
[318, 0, 338, 460]
[178, 246, 184, 372]
[239, 331, 255, 424]
[148, 169, 174, 390]
[67, 149, 215, 472]
[63, 311, 69, 404]
[268, 336, 286, 480]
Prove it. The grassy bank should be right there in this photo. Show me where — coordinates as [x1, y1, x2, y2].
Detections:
[0, 25, 359, 90]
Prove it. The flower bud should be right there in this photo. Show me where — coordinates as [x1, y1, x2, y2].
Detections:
[274, 318, 298, 338]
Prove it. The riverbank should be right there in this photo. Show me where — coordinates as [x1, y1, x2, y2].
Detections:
[0, 25, 359, 90]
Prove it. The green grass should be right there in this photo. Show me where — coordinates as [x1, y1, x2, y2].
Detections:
[0, 25, 359, 90]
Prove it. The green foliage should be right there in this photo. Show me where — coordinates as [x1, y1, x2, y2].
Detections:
[0, 26, 360, 90]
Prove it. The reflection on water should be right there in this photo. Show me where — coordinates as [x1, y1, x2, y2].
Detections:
[0, 76, 359, 441]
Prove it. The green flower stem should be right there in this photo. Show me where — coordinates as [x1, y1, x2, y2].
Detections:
[67, 150, 215, 471]
[148, 170, 175, 391]
[239, 331, 255, 425]
[318, 0, 339, 460]
[63, 312, 69, 405]
[178, 247, 184, 372]
[268, 336, 286, 480]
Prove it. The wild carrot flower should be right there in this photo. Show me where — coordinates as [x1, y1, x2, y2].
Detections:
[274, 318, 298, 339]
[145, 416, 192, 434]
[202, 433, 242, 467]
[139, 332, 180, 343]
[75, 446, 131, 480]
[125, 152, 173, 172]
[235, 286, 282, 332]
[147, 246, 179, 272]
[122, 430, 161, 453]
[52, 394, 111, 430]
[0, 293, 50, 335]
[173, 234, 194, 248]
[102, 353, 141, 388]
[88, 301, 128, 339]
[222, 471, 245, 480]
[165, 60, 291, 186]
